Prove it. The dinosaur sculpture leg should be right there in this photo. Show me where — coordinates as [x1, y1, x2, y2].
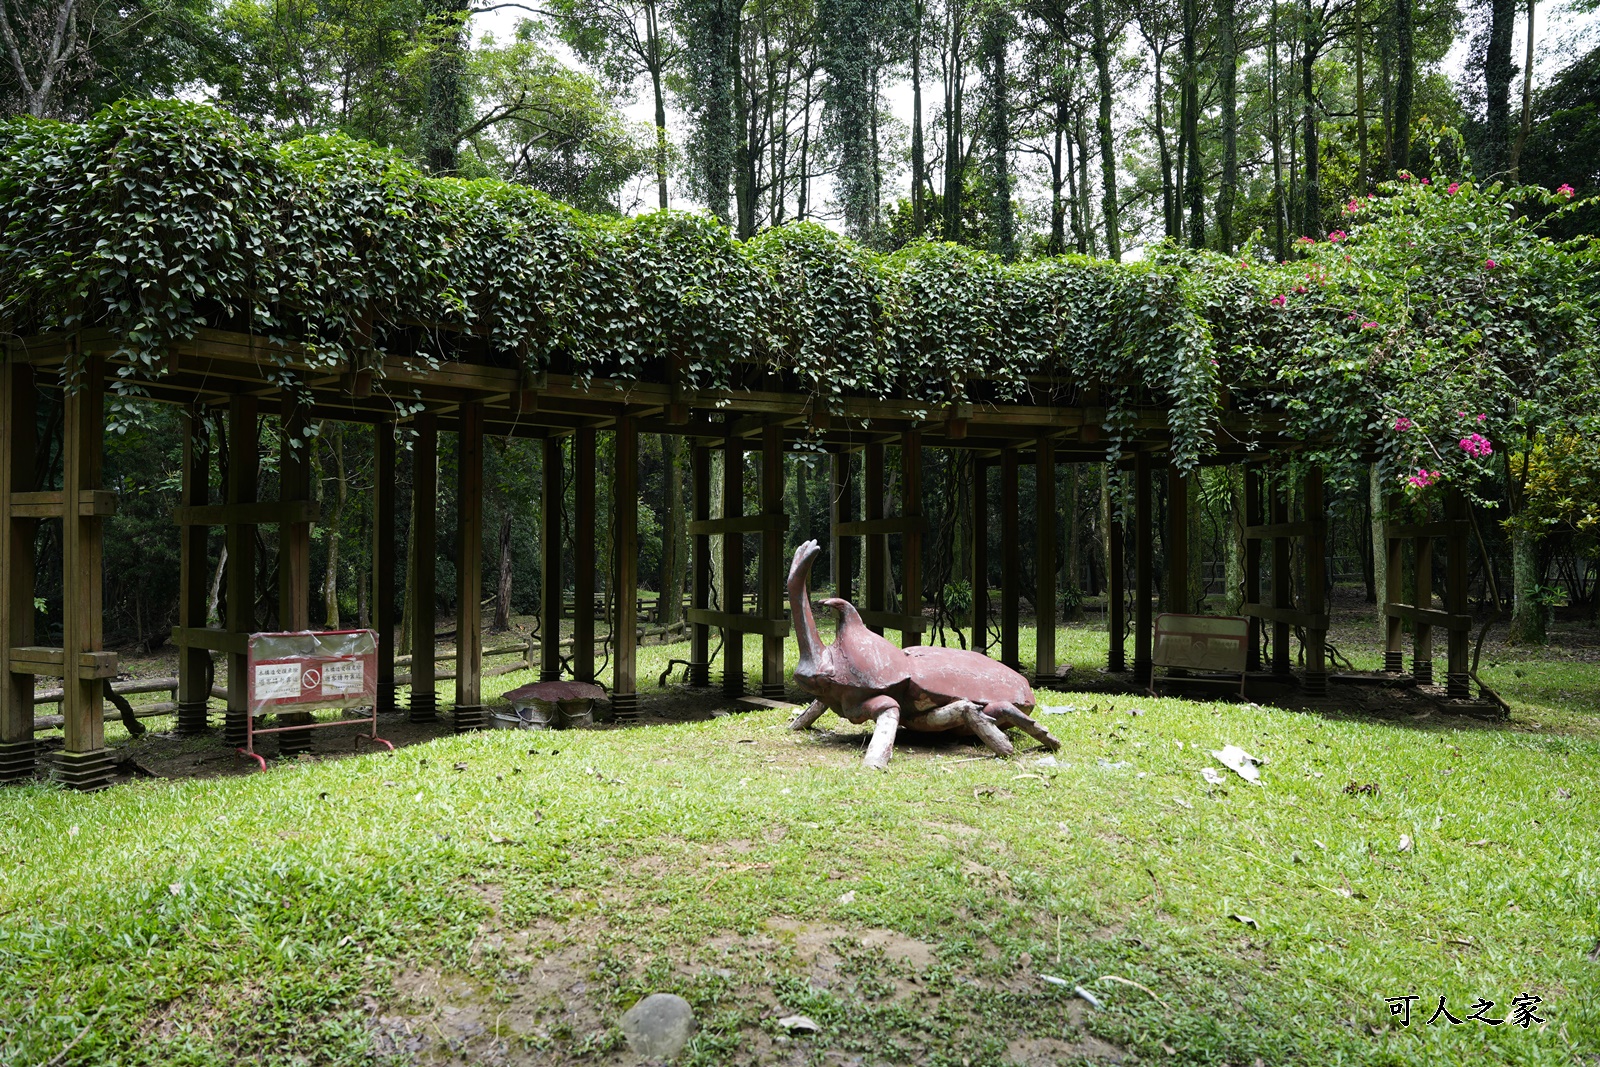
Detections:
[984, 701, 1063, 751]
[789, 699, 827, 731]
[962, 703, 1015, 757]
[854, 694, 902, 770]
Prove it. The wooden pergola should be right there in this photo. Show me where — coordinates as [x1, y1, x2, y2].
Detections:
[0, 326, 1481, 790]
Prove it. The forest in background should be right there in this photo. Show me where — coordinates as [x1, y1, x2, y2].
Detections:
[2, 0, 1596, 658]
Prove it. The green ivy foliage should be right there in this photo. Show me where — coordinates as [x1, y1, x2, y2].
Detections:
[1, 101, 1596, 485]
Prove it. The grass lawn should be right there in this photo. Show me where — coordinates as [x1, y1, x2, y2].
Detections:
[3, 615, 1598, 1066]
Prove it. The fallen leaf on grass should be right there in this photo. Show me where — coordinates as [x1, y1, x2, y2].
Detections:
[452, 762, 468, 772]
[777, 1015, 819, 1033]
[836, 890, 856, 905]
[1230, 913, 1260, 929]
[1398, 834, 1413, 853]
[488, 833, 522, 846]
[1201, 767, 1225, 786]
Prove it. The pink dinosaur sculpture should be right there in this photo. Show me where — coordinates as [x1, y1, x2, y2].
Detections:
[786, 539, 1063, 769]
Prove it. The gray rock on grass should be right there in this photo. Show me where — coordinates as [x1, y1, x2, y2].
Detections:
[621, 993, 696, 1060]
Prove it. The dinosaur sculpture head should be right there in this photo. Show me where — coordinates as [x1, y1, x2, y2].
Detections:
[788, 540, 908, 705]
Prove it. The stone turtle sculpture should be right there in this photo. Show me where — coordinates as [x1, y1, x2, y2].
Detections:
[786, 539, 1063, 769]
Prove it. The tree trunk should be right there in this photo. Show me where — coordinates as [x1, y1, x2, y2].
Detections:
[1510, 0, 1535, 180]
[1269, 0, 1288, 259]
[1225, 467, 1245, 613]
[1354, 0, 1367, 191]
[1065, 465, 1082, 617]
[1182, 0, 1205, 248]
[911, 0, 926, 235]
[1219, 0, 1238, 251]
[423, 0, 468, 173]
[1076, 111, 1094, 254]
[1393, 0, 1413, 174]
[648, 0, 670, 209]
[943, 0, 965, 242]
[1509, 525, 1545, 644]
[984, 8, 1014, 260]
[1485, 0, 1517, 177]
[1090, 0, 1121, 260]
[319, 421, 347, 629]
[1301, 0, 1321, 239]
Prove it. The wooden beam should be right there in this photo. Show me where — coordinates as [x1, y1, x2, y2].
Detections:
[0, 359, 39, 780]
[688, 514, 789, 535]
[574, 427, 596, 683]
[612, 415, 640, 719]
[855, 610, 928, 634]
[175, 410, 211, 734]
[1241, 605, 1332, 629]
[686, 609, 791, 638]
[863, 442, 886, 635]
[1034, 437, 1056, 681]
[1303, 466, 1328, 694]
[539, 435, 564, 682]
[276, 394, 315, 754]
[454, 402, 485, 731]
[831, 452, 854, 605]
[760, 424, 786, 697]
[373, 421, 398, 714]
[1444, 488, 1471, 697]
[223, 394, 257, 745]
[409, 412, 439, 722]
[170, 626, 251, 656]
[56, 350, 114, 789]
[901, 429, 923, 649]
[722, 432, 745, 696]
[1382, 604, 1471, 631]
[6, 647, 119, 678]
[1167, 465, 1189, 613]
[1270, 471, 1292, 678]
[971, 458, 989, 656]
[8, 490, 117, 518]
[1106, 465, 1126, 673]
[1133, 451, 1154, 686]
[1000, 448, 1020, 669]
[1383, 491, 1405, 671]
[1413, 511, 1435, 685]
[687, 444, 712, 687]
[172, 501, 319, 526]
[1244, 466, 1264, 672]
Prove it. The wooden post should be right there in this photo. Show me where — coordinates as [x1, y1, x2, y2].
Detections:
[175, 409, 211, 734]
[1444, 488, 1470, 698]
[1270, 471, 1292, 679]
[573, 427, 596, 683]
[831, 451, 854, 603]
[1244, 466, 1264, 672]
[760, 424, 786, 697]
[409, 412, 438, 722]
[453, 402, 485, 731]
[971, 457, 989, 655]
[901, 430, 923, 649]
[540, 435, 563, 682]
[1413, 519, 1434, 685]
[373, 421, 398, 714]
[1034, 438, 1057, 683]
[689, 443, 711, 686]
[612, 415, 640, 719]
[1000, 447, 1020, 669]
[223, 394, 258, 746]
[0, 360, 37, 781]
[1383, 493, 1405, 672]
[722, 433, 744, 696]
[1133, 451, 1154, 687]
[56, 352, 114, 790]
[1106, 466, 1126, 673]
[1303, 466, 1328, 695]
[863, 442, 886, 633]
[276, 395, 314, 754]
[1166, 465, 1190, 615]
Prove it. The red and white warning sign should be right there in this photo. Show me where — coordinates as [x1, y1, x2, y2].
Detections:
[246, 630, 377, 715]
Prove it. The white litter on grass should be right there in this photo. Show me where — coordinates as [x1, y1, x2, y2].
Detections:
[1201, 767, 1225, 785]
[1074, 985, 1104, 1010]
[1039, 705, 1078, 715]
[1211, 745, 1264, 785]
[836, 890, 856, 905]
[1097, 758, 1132, 770]
[777, 1015, 819, 1033]
[1032, 755, 1059, 767]
[1039, 974, 1072, 987]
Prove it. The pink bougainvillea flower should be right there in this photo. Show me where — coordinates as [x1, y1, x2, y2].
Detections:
[1345, 199, 1361, 214]
[1296, 235, 1316, 244]
[1328, 230, 1347, 242]
[1405, 468, 1441, 489]
[1484, 259, 1497, 269]
[1477, 413, 1487, 422]
[1459, 433, 1494, 458]
[1399, 171, 1412, 181]
[1557, 183, 1576, 198]
[1347, 312, 1359, 321]
[1294, 285, 1308, 294]
[1270, 294, 1287, 307]
[1447, 182, 1460, 195]
[1457, 410, 1467, 418]
[1394, 417, 1414, 432]
[1421, 177, 1431, 185]
[1361, 321, 1379, 329]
